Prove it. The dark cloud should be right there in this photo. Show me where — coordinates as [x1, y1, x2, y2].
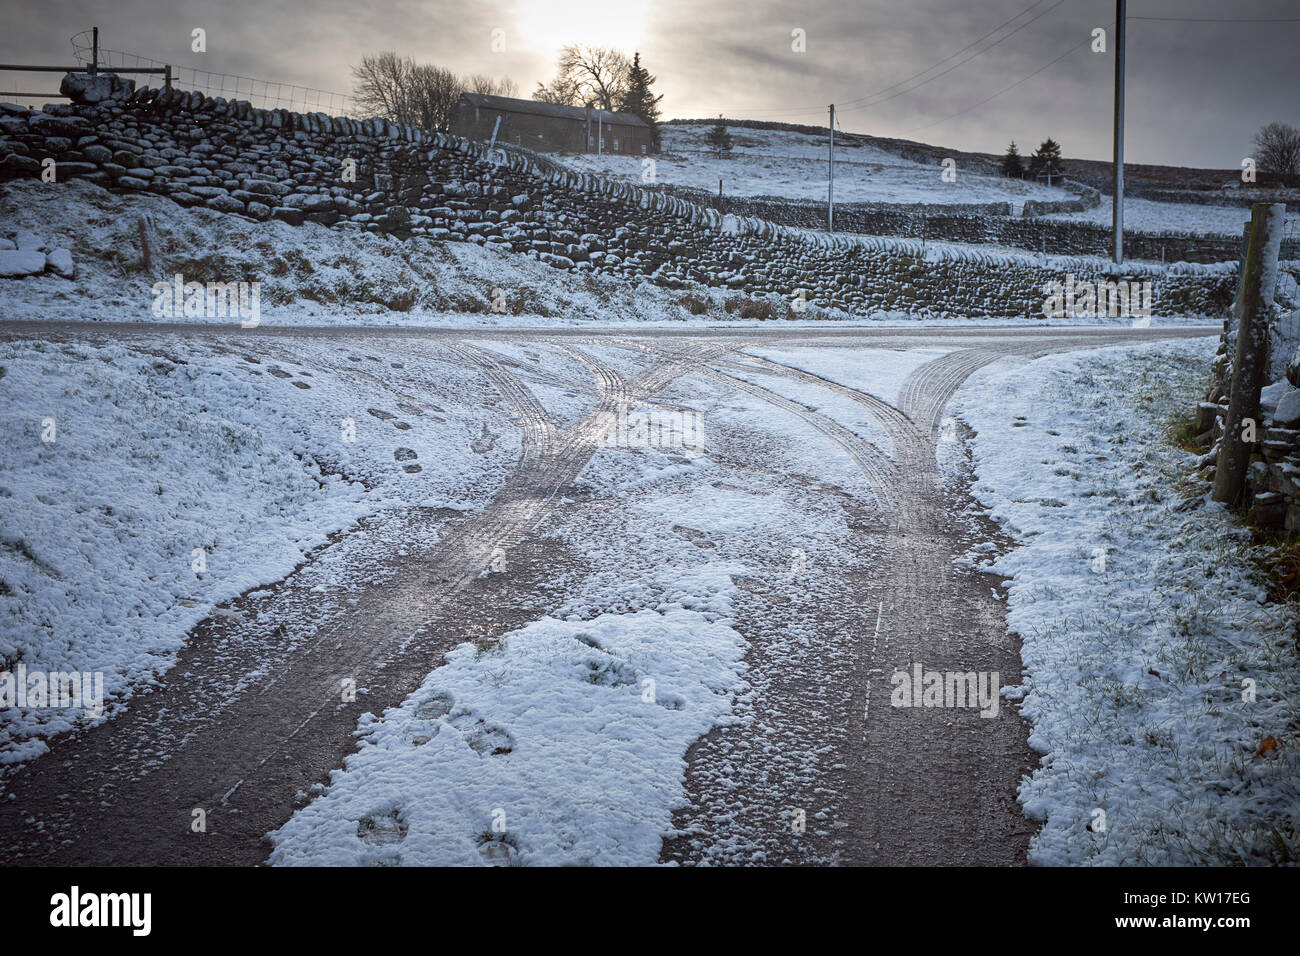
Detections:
[5, 0, 1297, 167]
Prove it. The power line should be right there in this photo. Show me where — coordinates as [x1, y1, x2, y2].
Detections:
[1130, 15, 1300, 22]
[908, 23, 1109, 134]
[709, 0, 1066, 118]
[901, 7, 1300, 147]
[705, 6, 1300, 134]
[910, 9, 1300, 134]
[838, 0, 1067, 110]
[835, 0, 1056, 108]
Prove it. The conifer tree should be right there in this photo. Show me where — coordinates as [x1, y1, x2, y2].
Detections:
[1001, 141, 1024, 179]
[617, 52, 664, 151]
[1027, 138, 1064, 185]
[706, 116, 733, 157]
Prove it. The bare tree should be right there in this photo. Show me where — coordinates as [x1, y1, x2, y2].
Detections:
[1254, 122, 1300, 175]
[533, 45, 629, 110]
[532, 74, 584, 106]
[466, 73, 518, 98]
[352, 52, 411, 123]
[560, 45, 629, 109]
[406, 64, 462, 132]
[352, 52, 516, 132]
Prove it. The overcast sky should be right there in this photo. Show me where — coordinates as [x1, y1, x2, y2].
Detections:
[8, 0, 1300, 168]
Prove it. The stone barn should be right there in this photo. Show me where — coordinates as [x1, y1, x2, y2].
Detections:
[451, 92, 652, 155]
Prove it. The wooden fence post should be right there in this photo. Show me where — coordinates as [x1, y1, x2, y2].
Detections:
[1230, 220, 1251, 319]
[1213, 202, 1287, 506]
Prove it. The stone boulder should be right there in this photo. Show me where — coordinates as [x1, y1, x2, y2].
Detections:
[0, 153, 40, 179]
[60, 72, 136, 104]
[1271, 308, 1300, 384]
[44, 248, 75, 279]
[1275, 387, 1300, 428]
[13, 230, 44, 251]
[0, 249, 47, 277]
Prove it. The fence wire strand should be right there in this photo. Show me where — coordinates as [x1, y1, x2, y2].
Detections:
[68, 30, 358, 116]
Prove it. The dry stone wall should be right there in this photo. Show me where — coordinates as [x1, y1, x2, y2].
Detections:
[1195, 303, 1300, 532]
[651, 181, 1269, 264]
[0, 73, 1237, 319]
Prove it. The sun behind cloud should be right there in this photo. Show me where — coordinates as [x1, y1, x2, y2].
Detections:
[512, 0, 652, 57]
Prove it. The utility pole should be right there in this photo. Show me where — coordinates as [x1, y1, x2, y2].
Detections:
[1112, 0, 1126, 263]
[828, 103, 835, 233]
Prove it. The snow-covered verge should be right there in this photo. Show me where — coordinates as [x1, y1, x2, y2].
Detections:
[954, 338, 1300, 864]
[0, 337, 515, 762]
[0, 179, 696, 327]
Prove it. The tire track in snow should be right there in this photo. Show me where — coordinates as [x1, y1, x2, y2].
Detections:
[0, 338, 709, 865]
[661, 340, 1044, 865]
[0, 327, 1207, 866]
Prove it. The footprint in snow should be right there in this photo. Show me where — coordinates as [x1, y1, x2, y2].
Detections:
[448, 711, 514, 756]
[414, 691, 454, 720]
[357, 808, 407, 846]
[394, 447, 422, 472]
[471, 423, 498, 454]
[477, 832, 520, 866]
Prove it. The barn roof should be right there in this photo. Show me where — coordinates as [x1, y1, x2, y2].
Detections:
[459, 92, 649, 127]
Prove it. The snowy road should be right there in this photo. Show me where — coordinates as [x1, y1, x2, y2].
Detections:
[0, 323, 1211, 865]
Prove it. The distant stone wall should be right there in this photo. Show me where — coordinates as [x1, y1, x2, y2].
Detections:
[0, 73, 1238, 319]
[1021, 179, 1102, 217]
[1121, 183, 1300, 213]
[649, 179, 1265, 265]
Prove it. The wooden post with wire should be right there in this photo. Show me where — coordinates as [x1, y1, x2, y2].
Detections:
[1213, 203, 1287, 507]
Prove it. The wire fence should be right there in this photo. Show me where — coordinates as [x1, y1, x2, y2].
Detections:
[68, 29, 358, 116]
